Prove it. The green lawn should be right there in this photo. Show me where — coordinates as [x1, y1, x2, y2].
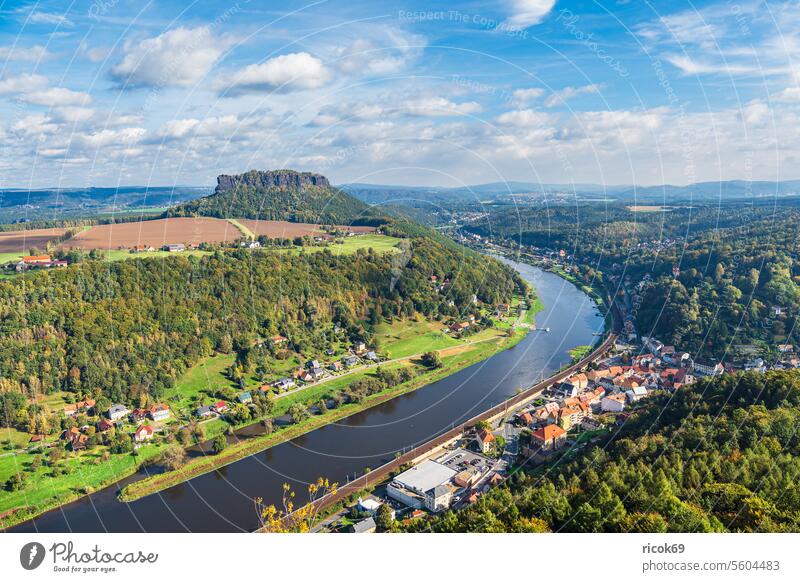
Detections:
[375, 319, 460, 359]
[227, 219, 255, 240]
[0, 440, 166, 527]
[101, 249, 212, 262]
[274, 234, 402, 256]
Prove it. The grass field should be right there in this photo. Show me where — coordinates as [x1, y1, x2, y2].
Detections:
[100, 249, 212, 262]
[276, 234, 402, 256]
[374, 319, 459, 359]
[227, 219, 255, 240]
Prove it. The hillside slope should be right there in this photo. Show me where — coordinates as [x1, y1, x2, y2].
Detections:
[169, 169, 384, 225]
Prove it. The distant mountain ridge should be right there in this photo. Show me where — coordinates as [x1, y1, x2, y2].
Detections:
[343, 179, 800, 205]
[170, 169, 384, 225]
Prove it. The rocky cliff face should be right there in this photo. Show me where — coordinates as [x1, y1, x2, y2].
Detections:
[215, 170, 330, 194]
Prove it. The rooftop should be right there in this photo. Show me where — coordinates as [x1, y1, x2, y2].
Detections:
[392, 460, 456, 494]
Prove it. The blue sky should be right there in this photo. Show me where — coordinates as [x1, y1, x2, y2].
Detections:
[1, 0, 799, 188]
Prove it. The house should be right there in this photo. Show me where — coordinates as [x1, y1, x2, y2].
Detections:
[518, 411, 534, 426]
[62, 426, 81, 441]
[450, 322, 470, 333]
[692, 360, 724, 376]
[625, 386, 648, 403]
[237, 392, 252, 404]
[357, 496, 394, 518]
[273, 377, 295, 391]
[196, 405, 215, 418]
[129, 408, 148, 423]
[165, 243, 185, 252]
[97, 419, 114, 433]
[773, 306, 785, 316]
[354, 342, 367, 354]
[365, 351, 378, 361]
[553, 381, 578, 398]
[69, 432, 88, 451]
[351, 517, 377, 533]
[63, 399, 96, 417]
[475, 429, 495, 454]
[329, 361, 343, 372]
[343, 355, 359, 368]
[133, 245, 155, 252]
[530, 424, 567, 452]
[149, 403, 171, 421]
[306, 359, 321, 370]
[134, 424, 154, 443]
[271, 335, 288, 345]
[601, 393, 626, 413]
[107, 404, 130, 421]
[569, 373, 589, 390]
[298, 370, 314, 382]
[213, 401, 228, 414]
[778, 344, 794, 353]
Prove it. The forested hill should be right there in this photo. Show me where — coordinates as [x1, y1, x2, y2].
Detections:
[168, 169, 385, 225]
[403, 369, 800, 533]
[0, 236, 523, 419]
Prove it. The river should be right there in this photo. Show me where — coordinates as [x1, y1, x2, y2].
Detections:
[12, 258, 603, 532]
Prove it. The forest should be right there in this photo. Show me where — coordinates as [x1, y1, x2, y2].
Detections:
[465, 201, 800, 359]
[0, 234, 524, 436]
[400, 369, 800, 533]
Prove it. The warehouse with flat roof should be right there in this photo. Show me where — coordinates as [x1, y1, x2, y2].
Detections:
[387, 460, 458, 511]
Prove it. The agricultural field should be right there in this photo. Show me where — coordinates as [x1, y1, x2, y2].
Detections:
[61, 217, 242, 250]
[0, 227, 68, 262]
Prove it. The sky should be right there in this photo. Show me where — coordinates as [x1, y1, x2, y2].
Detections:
[0, 0, 799, 188]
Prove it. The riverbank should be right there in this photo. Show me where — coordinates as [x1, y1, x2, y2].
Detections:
[118, 325, 533, 502]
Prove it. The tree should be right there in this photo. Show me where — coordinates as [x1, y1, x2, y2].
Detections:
[159, 445, 187, 471]
[257, 478, 337, 533]
[421, 351, 442, 369]
[212, 435, 227, 455]
[375, 503, 394, 531]
[288, 403, 310, 424]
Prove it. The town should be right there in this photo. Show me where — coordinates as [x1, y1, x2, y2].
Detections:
[330, 329, 799, 533]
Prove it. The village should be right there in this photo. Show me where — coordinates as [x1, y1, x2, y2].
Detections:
[332, 331, 800, 533]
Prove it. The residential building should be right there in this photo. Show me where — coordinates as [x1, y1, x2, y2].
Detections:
[165, 243, 185, 252]
[107, 404, 130, 421]
[134, 424, 154, 442]
[149, 404, 171, 421]
[601, 393, 626, 413]
[475, 429, 495, 454]
[196, 405, 215, 418]
[351, 517, 376, 533]
[237, 392, 252, 404]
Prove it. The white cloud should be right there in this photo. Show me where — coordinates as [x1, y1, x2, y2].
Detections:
[334, 28, 426, 76]
[505, 0, 556, 28]
[544, 84, 602, 108]
[111, 26, 232, 88]
[29, 11, 73, 27]
[496, 108, 553, 127]
[0, 73, 49, 95]
[511, 88, 544, 106]
[0, 44, 49, 61]
[221, 52, 331, 95]
[403, 98, 481, 117]
[22, 87, 91, 107]
[774, 87, 800, 102]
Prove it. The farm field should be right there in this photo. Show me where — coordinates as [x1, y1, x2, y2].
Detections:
[0, 227, 68, 261]
[61, 217, 242, 250]
[276, 234, 402, 256]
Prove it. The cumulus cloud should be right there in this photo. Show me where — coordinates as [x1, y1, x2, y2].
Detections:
[511, 88, 544, 106]
[310, 97, 481, 125]
[403, 98, 481, 117]
[0, 73, 49, 95]
[333, 28, 426, 76]
[0, 44, 49, 61]
[505, 0, 556, 28]
[111, 26, 233, 88]
[221, 52, 331, 95]
[544, 84, 602, 108]
[22, 87, 91, 107]
[496, 108, 553, 126]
